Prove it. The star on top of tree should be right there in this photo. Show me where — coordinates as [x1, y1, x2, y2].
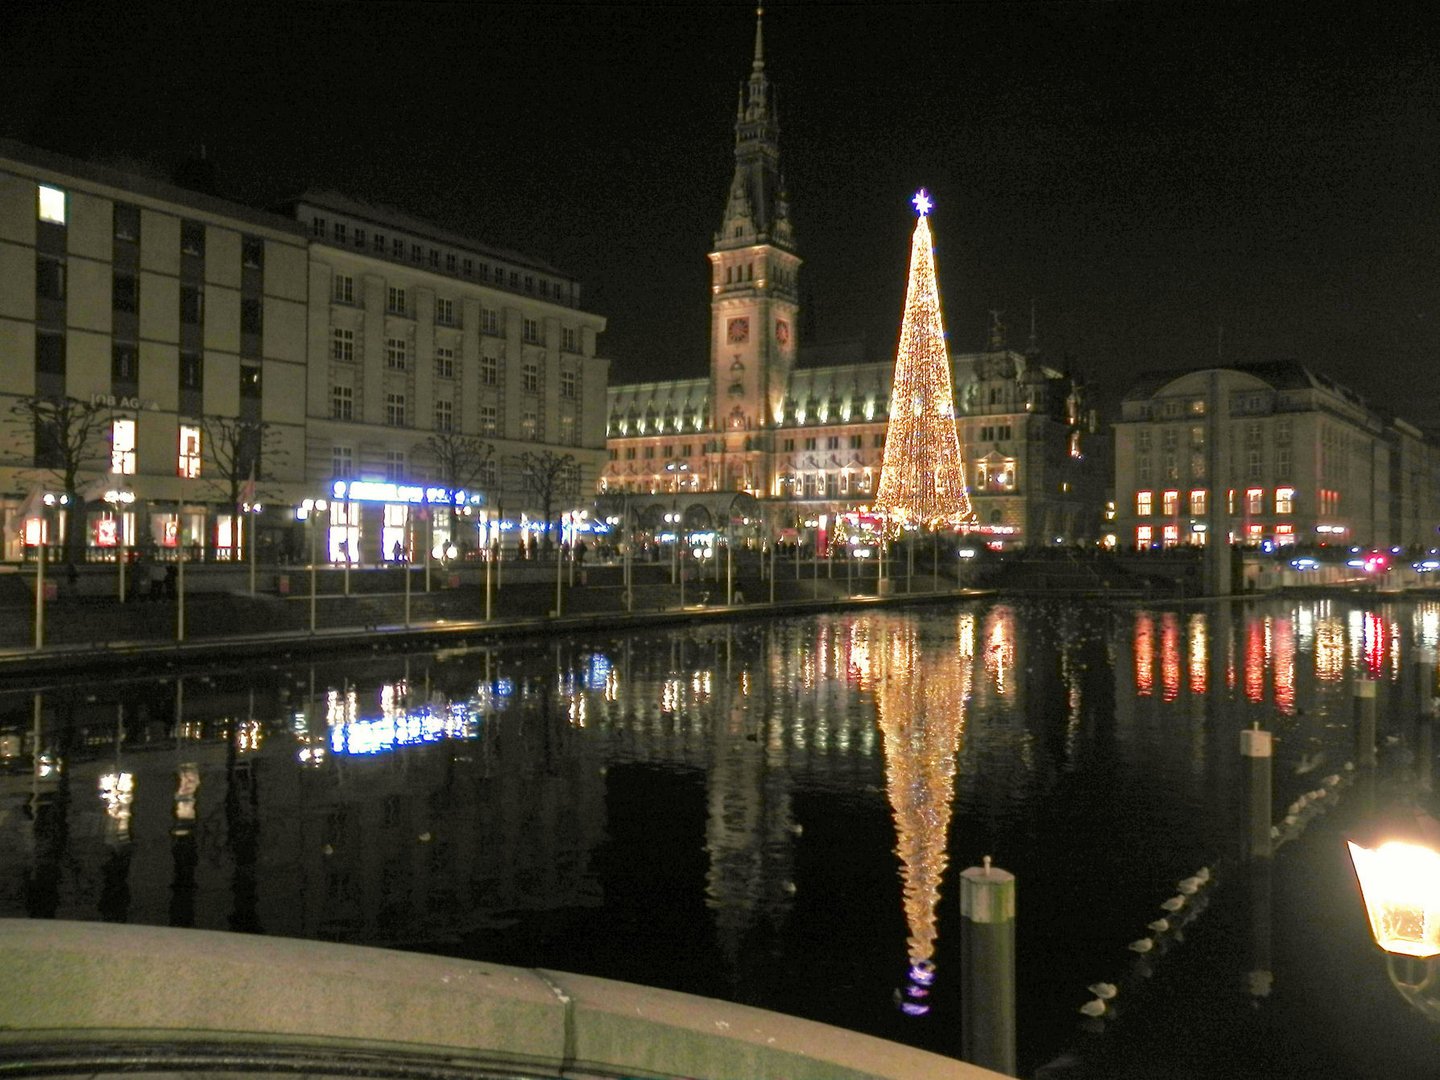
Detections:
[912, 189, 933, 217]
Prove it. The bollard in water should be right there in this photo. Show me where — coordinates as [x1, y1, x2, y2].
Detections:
[1353, 679, 1377, 769]
[1240, 724, 1272, 861]
[960, 856, 1016, 1077]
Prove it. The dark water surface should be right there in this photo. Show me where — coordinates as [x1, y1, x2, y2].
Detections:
[2, 597, 1437, 1078]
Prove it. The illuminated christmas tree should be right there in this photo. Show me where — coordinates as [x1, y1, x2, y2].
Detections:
[873, 191, 975, 531]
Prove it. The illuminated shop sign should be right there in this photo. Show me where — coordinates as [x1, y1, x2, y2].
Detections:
[330, 480, 485, 506]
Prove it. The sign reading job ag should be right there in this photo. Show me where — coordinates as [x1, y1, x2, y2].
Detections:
[90, 393, 161, 411]
[331, 480, 485, 507]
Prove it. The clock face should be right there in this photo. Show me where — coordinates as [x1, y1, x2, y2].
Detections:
[775, 319, 790, 345]
[727, 317, 750, 344]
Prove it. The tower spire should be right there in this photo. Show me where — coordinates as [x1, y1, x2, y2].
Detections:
[753, 6, 765, 72]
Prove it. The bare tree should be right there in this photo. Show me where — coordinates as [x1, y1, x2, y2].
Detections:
[415, 432, 494, 502]
[515, 450, 579, 549]
[9, 395, 113, 561]
[201, 415, 286, 523]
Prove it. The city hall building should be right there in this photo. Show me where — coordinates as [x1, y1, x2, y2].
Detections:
[599, 12, 1104, 547]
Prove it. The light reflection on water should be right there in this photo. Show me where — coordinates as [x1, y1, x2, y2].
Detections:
[0, 596, 1437, 1077]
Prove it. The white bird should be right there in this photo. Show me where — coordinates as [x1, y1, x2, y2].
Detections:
[1295, 750, 1325, 775]
[1088, 982, 1118, 1000]
[1194, 867, 1211, 884]
[1324, 774, 1342, 787]
[1148, 918, 1170, 933]
[1344, 761, 1356, 772]
[1161, 895, 1186, 913]
[1177, 877, 1200, 895]
[1128, 937, 1154, 954]
[1079, 998, 1107, 1018]
[1270, 825, 1281, 838]
[1283, 814, 1298, 828]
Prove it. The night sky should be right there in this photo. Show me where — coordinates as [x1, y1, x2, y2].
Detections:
[3, 1, 1438, 422]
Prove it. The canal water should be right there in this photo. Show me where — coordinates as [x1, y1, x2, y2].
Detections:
[1, 597, 1436, 1078]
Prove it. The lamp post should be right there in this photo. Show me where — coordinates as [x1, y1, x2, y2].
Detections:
[300, 497, 327, 634]
[241, 499, 262, 598]
[1347, 807, 1440, 1023]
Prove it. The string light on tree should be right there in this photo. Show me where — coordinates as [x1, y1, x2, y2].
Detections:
[873, 190, 975, 533]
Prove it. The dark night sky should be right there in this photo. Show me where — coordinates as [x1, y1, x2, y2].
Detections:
[3, 1, 1439, 421]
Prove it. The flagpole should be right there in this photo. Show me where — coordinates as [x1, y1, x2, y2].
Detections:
[34, 518, 45, 650]
[249, 508, 256, 596]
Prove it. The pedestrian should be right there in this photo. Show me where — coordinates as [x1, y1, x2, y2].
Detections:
[65, 562, 78, 595]
[392, 539, 403, 563]
[164, 563, 178, 599]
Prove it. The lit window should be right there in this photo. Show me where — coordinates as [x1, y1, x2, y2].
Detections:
[1136, 525, 1153, 547]
[1189, 489, 1207, 515]
[1162, 490, 1179, 515]
[37, 185, 65, 224]
[1162, 524, 1179, 547]
[1246, 487, 1264, 515]
[111, 419, 136, 475]
[178, 425, 202, 478]
[1136, 491, 1152, 516]
[521, 410, 537, 439]
[1276, 487, 1295, 514]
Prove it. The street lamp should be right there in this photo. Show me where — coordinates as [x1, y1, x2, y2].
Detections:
[1347, 807, 1440, 1022]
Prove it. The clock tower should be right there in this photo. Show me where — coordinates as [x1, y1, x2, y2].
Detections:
[707, 5, 800, 496]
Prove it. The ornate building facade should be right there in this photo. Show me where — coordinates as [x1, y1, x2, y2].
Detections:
[601, 13, 1103, 547]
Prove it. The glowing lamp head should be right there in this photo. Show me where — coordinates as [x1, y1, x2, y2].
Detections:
[1348, 837, 1440, 958]
[912, 189, 933, 217]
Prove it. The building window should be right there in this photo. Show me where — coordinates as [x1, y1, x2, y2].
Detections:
[241, 236, 264, 269]
[1162, 524, 1179, 547]
[386, 450, 406, 481]
[1136, 491, 1153, 516]
[333, 223, 347, 244]
[411, 243, 424, 263]
[559, 413, 575, 444]
[240, 364, 262, 399]
[434, 348, 455, 379]
[481, 355, 498, 385]
[826, 436, 840, 450]
[479, 404, 497, 434]
[782, 438, 795, 452]
[114, 203, 139, 242]
[36, 256, 65, 300]
[1276, 418, 1292, 445]
[111, 344, 138, 384]
[1189, 489, 1207, 515]
[481, 308, 500, 335]
[562, 327, 579, 352]
[804, 437, 817, 451]
[240, 298, 262, 335]
[180, 286, 203, 326]
[311, 216, 326, 238]
[334, 274, 354, 304]
[873, 434, 885, 448]
[522, 318, 541, 344]
[387, 287, 407, 315]
[331, 385, 353, 420]
[1162, 490, 1179, 516]
[1275, 487, 1295, 514]
[436, 297, 455, 325]
[560, 370, 576, 398]
[178, 424, 202, 478]
[1246, 487, 1263, 515]
[180, 352, 203, 391]
[849, 434, 863, 449]
[392, 238, 405, 258]
[1276, 447, 1292, 477]
[1137, 456, 1152, 481]
[445, 253, 457, 273]
[180, 221, 205, 257]
[386, 338, 409, 370]
[1136, 525, 1153, 548]
[111, 272, 139, 314]
[1247, 449, 1262, 480]
[111, 419, 136, 475]
[332, 328, 355, 362]
[522, 363, 539, 393]
[385, 394, 407, 427]
[509, 271, 520, 288]
[1136, 430, 1151, 453]
[524, 275, 534, 293]
[353, 228, 366, 249]
[435, 399, 453, 431]
[37, 184, 65, 224]
[521, 411, 537, 439]
[332, 445, 353, 476]
[428, 248, 440, 268]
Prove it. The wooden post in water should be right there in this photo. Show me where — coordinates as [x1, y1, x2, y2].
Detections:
[960, 856, 1016, 1077]
[1419, 647, 1435, 795]
[1240, 724, 1272, 861]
